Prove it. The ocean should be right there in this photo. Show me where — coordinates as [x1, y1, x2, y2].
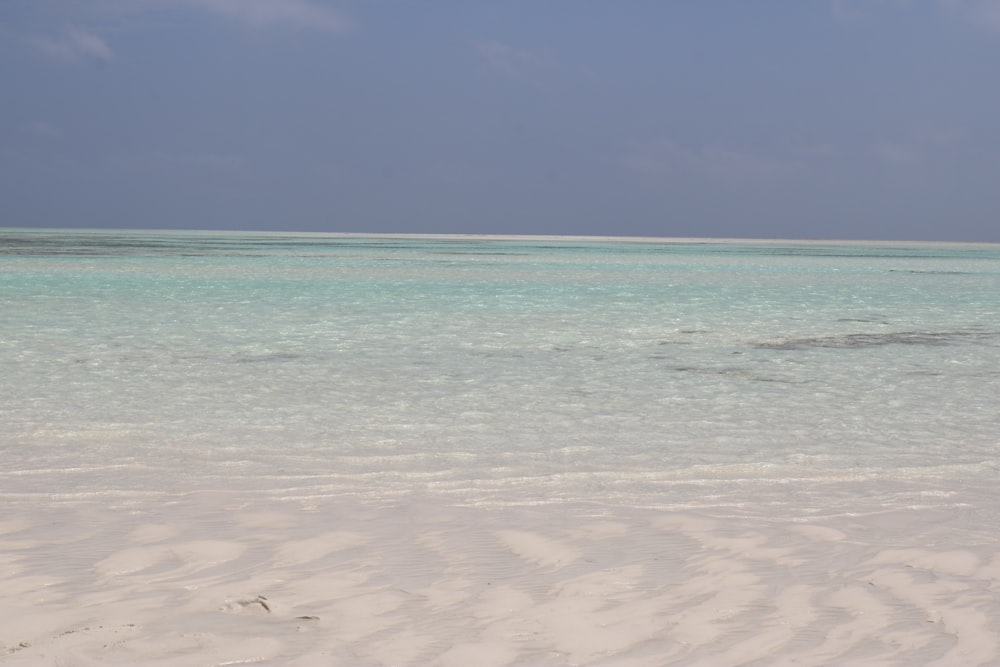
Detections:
[3, 228, 1000, 665]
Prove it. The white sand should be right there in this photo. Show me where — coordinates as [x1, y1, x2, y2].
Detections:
[3, 491, 1000, 666]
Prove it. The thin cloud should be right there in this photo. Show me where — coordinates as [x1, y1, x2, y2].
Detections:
[178, 0, 353, 32]
[831, 0, 910, 23]
[153, 152, 244, 170]
[830, 0, 866, 23]
[873, 126, 962, 166]
[873, 140, 918, 165]
[623, 140, 801, 186]
[792, 143, 842, 158]
[26, 121, 62, 139]
[474, 39, 566, 91]
[851, 0, 1000, 33]
[107, 151, 247, 176]
[944, 0, 1000, 32]
[29, 26, 114, 64]
[477, 40, 536, 77]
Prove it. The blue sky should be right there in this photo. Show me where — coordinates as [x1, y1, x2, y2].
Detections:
[2, 1, 999, 240]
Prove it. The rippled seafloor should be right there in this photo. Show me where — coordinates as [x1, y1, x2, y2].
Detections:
[2, 229, 999, 513]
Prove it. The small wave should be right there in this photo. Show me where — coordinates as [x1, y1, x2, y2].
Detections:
[233, 352, 304, 363]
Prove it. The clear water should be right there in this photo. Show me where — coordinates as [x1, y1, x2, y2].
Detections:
[3, 228, 999, 513]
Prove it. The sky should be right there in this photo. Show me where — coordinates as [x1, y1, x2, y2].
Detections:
[2, 1, 999, 241]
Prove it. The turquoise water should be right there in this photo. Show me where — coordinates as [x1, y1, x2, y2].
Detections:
[2, 228, 999, 512]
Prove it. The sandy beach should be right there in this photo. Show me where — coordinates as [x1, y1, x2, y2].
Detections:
[4, 230, 999, 665]
[4, 486, 999, 666]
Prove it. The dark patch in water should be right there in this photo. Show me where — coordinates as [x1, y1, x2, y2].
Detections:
[665, 364, 800, 384]
[234, 353, 303, 364]
[755, 331, 996, 350]
[889, 269, 972, 275]
[427, 251, 530, 256]
[836, 318, 887, 324]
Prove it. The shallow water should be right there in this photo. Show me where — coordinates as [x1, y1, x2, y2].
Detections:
[3, 229, 998, 511]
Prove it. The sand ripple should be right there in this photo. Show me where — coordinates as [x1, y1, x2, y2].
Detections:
[2, 494, 999, 666]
